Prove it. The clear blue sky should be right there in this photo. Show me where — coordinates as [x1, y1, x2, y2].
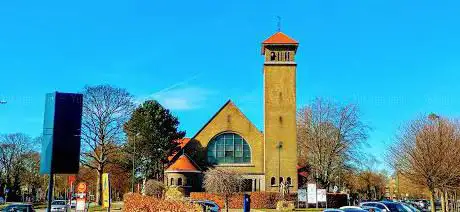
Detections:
[1, 0, 460, 170]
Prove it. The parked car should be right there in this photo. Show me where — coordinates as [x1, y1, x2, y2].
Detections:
[339, 206, 368, 212]
[324, 209, 345, 212]
[413, 200, 429, 211]
[192, 200, 219, 212]
[1, 203, 35, 212]
[68, 199, 76, 209]
[360, 201, 412, 212]
[402, 203, 420, 212]
[361, 206, 384, 212]
[51, 200, 69, 212]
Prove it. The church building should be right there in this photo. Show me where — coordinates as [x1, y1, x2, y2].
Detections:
[165, 31, 300, 194]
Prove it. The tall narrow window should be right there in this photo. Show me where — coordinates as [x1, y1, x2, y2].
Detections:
[287, 177, 292, 185]
[287, 52, 290, 61]
[271, 177, 276, 186]
[178, 178, 183, 186]
[170, 178, 174, 186]
[279, 177, 284, 184]
[270, 52, 276, 61]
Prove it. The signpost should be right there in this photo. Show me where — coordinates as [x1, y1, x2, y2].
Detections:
[40, 92, 83, 212]
[307, 183, 317, 206]
[298, 188, 307, 208]
[76, 182, 87, 212]
[298, 189, 307, 202]
[317, 189, 327, 208]
[102, 173, 111, 209]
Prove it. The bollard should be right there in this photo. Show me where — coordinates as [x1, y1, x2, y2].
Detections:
[243, 193, 251, 212]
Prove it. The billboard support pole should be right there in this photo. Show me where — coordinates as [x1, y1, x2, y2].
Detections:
[47, 171, 54, 212]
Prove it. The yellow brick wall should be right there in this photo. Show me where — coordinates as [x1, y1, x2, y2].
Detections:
[263, 63, 298, 192]
[193, 101, 264, 175]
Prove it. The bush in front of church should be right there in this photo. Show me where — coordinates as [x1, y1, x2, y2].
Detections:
[165, 186, 185, 200]
[123, 192, 200, 212]
[144, 179, 165, 198]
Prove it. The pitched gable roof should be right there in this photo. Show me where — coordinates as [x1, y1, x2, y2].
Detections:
[263, 32, 298, 44]
[165, 154, 201, 173]
[261, 32, 299, 54]
[190, 100, 262, 140]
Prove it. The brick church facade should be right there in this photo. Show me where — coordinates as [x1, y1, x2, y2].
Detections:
[165, 31, 300, 194]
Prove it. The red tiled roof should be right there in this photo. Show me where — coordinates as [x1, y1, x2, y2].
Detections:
[263, 32, 298, 44]
[165, 155, 200, 172]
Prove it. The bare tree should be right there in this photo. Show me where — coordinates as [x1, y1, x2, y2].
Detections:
[297, 98, 369, 190]
[203, 168, 243, 212]
[80, 85, 134, 205]
[144, 179, 165, 198]
[389, 114, 460, 212]
[0, 133, 37, 201]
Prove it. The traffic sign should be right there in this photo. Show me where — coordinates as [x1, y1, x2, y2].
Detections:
[77, 182, 87, 193]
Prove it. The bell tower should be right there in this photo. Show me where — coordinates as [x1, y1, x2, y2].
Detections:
[262, 32, 298, 192]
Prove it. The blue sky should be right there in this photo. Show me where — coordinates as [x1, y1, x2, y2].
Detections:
[1, 0, 460, 171]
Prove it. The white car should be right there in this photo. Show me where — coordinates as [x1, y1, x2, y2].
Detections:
[51, 200, 69, 212]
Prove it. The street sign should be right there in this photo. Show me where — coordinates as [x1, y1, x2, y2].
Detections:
[307, 183, 317, 203]
[102, 173, 111, 208]
[77, 182, 87, 193]
[298, 189, 307, 202]
[76, 198, 86, 211]
[333, 185, 338, 193]
[68, 175, 76, 187]
[317, 189, 327, 202]
[40, 92, 83, 174]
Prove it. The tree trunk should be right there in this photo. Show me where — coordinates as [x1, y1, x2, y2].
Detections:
[96, 168, 103, 205]
[431, 188, 436, 212]
[225, 196, 229, 212]
[446, 191, 450, 212]
[442, 189, 447, 212]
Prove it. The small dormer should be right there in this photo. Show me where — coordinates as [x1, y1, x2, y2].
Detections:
[261, 32, 299, 64]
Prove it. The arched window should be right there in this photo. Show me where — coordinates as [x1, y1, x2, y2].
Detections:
[178, 178, 183, 186]
[170, 178, 174, 186]
[271, 177, 276, 186]
[287, 177, 292, 185]
[270, 52, 276, 61]
[207, 133, 251, 164]
[279, 177, 284, 184]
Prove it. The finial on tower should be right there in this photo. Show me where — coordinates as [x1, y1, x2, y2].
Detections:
[277, 16, 281, 32]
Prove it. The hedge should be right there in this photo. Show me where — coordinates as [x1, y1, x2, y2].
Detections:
[124, 193, 199, 212]
[327, 193, 348, 208]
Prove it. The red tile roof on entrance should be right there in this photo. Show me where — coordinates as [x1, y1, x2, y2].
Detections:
[262, 32, 298, 44]
[165, 155, 200, 172]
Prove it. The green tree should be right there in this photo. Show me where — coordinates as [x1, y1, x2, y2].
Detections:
[124, 100, 185, 183]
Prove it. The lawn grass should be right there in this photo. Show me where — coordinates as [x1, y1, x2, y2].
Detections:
[87, 202, 123, 212]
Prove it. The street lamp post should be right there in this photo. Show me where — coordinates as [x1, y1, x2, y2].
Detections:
[277, 141, 283, 192]
[131, 133, 139, 193]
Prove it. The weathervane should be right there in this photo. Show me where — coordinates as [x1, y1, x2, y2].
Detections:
[277, 16, 281, 32]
